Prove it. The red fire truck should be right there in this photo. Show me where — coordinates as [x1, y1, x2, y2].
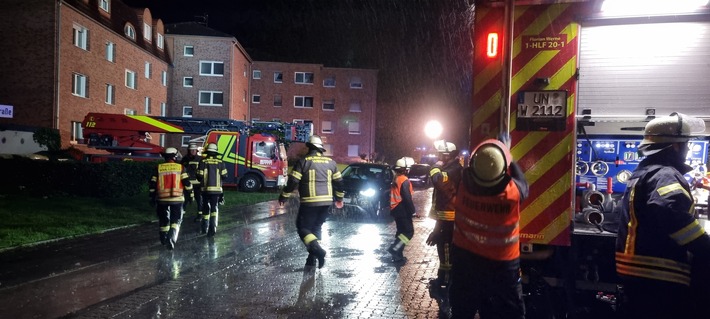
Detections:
[469, 0, 710, 316]
[80, 112, 312, 192]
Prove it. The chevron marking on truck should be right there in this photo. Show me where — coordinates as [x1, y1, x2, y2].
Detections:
[127, 115, 184, 133]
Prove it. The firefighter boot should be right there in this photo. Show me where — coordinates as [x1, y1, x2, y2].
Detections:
[207, 214, 218, 237]
[200, 215, 209, 234]
[159, 231, 169, 245]
[388, 239, 407, 264]
[307, 240, 327, 269]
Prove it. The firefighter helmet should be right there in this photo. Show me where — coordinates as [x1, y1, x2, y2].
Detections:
[188, 143, 198, 151]
[639, 112, 705, 155]
[470, 139, 512, 187]
[307, 135, 326, 152]
[394, 157, 414, 170]
[433, 140, 457, 154]
[205, 143, 219, 154]
[163, 147, 179, 160]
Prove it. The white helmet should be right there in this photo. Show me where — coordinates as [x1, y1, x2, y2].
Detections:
[205, 143, 219, 154]
[639, 112, 705, 155]
[470, 139, 512, 187]
[433, 140, 457, 154]
[188, 143, 198, 151]
[394, 157, 415, 170]
[307, 135, 326, 152]
[163, 147, 179, 160]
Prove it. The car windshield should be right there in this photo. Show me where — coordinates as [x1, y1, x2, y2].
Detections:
[342, 166, 387, 181]
[408, 165, 430, 176]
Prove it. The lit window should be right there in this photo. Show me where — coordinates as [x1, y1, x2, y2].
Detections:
[183, 77, 193, 87]
[348, 121, 360, 134]
[73, 24, 89, 50]
[294, 96, 314, 108]
[183, 106, 193, 117]
[105, 42, 115, 62]
[199, 91, 224, 106]
[125, 70, 137, 89]
[295, 72, 314, 84]
[72, 73, 88, 97]
[348, 145, 359, 157]
[184, 46, 194, 56]
[200, 61, 224, 76]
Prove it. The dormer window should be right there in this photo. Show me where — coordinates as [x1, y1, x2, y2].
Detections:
[99, 0, 110, 13]
[143, 23, 152, 41]
[124, 24, 136, 40]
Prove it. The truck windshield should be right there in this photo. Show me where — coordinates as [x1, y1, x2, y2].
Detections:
[254, 141, 276, 159]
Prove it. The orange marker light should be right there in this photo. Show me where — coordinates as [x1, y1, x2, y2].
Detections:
[486, 32, 499, 58]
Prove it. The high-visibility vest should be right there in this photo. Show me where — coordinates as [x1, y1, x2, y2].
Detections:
[453, 179, 521, 261]
[390, 175, 412, 210]
[157, 162, 186, 200]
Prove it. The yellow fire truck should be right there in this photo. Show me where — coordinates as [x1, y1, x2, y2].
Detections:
[468, 0, 710, 317]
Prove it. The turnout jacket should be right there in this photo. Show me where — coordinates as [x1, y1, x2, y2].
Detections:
[390, 174, 415, 218]
[429, 158, 463, 221]
[149, 161, 193, 203]
[615, 151, 710, 286]
[197, 155, 227, 194]
[280, 150, 344, 206]
[181, 153, 203, 186]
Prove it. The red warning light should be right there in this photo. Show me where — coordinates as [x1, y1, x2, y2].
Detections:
[486, 32, 499, 58]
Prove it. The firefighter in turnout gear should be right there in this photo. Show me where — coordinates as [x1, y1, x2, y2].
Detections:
[279, 135, 345, 269]
[149, 147, 193, 250]
[197, 143, 227, 237]
[388, 157, 416, 265]
[615, 113, 710, 319]
[181, 143, 203, 222]
[450, 138, 529, 319]
[426, 140, 462, 299]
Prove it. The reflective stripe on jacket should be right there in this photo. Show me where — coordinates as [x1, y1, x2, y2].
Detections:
[453, 179, 521, 261]
[150, 162, 191, 203]
[429, 159, 462, 221]
[280, 150, 344, 206]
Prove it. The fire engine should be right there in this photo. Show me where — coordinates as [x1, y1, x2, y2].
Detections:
[469, 0, 710, 317]
[80, 112, 312, 192]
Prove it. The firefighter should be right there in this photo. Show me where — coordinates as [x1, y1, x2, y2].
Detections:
[615, 113, 710, 319]
[181, 143, 203, 222]
[426, 140, 462, 298]
[197, 143, 227, 236]
[279, 135, 345, 269]
[449, 138, 529, 319]
[388, 157, 416, 264]
[149, 147, 194, 250]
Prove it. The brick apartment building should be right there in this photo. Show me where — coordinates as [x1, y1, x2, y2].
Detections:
[250, 61, 378, 163]
[164, 22, 252, 149]
[0, 0, 169, 150]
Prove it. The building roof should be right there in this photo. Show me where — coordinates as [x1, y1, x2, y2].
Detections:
[165, 22, 235, 38]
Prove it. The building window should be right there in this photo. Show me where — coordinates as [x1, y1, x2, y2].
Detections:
[125, 70, 137, 89]
[71, 121, 83, 142]
[144, 62, 151, 79]
[322, 121, 333, 134]
[72, 73, 88, 97]
[323, 144, 333, 156]
[184, 46, 194, 56]
[73, 24, 89, 50]
[156, 33, 164, 49]
[160, 102, 166, 116]
[144, 97, 151, 114]
[183, 106, 193, 117]
[161, 71, 167, 86]
[159, 135, 165, 147]
[294, 96, 314, 108]
[124, 24, 135, 40]
[105, 42, 115, 62]
[349, 101, 362, 112]
[253, 70, 261, 79]
[252, 94, 261, 103]
[200, 61, 224, 76]
[243, 90, 247, 102]
[348, 144, 359, 157]
[295, 72, 314, 84]
[323, 76, 336, 87]
[181, 136, 191, 147]
[350, 77, 363, 89]
[99, 0, 110, 12]
[199, 91, 224, 106]
[105, 84, 115, 105]
[143, 23, 152, 41]
[273, 94, 282, 107]
[348, 121, 360, 134]
[124, 108, 136, 115]
[274, 72, 283, 83]
[183, 77, 193, 87]
[322, 99, 335, 111]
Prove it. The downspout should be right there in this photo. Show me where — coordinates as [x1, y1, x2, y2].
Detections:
[499, 0, 515, 136]
[54, 0, 62, 130]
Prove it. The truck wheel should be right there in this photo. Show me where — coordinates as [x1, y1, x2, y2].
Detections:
[239, 174, 262, 192]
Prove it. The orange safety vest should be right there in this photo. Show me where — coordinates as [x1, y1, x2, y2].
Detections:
[390, 175, 412, 210]
[157, 162, 186, 200]
[453, 179, 521, 261]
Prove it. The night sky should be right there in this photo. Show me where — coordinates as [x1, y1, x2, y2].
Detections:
[124, 0, 474, 161]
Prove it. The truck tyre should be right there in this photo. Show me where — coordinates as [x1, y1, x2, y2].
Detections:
[239, 174, 262, 192]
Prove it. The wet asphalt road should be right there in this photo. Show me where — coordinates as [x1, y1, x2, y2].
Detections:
[0, 188, 446, 319]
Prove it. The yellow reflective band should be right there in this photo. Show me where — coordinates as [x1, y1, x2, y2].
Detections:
[309, 169, 316, 196]
[436, 210, 455, 221]
[281, 192, 292, 198]
[625, 185, 639, 255]
[291, 171, 302, 180]
[160, 226, 170, 232]
[301, 195, 336, 203]
[397, 233, 410, 244]
[304, 234, 318, 245]
[335, 191, 344, 198]
[442, 172, 448, 183]
[128, 115, 184, 133]
[670, 220, 705, 246]
[615, 252, 691, 273]
[333, 171, 342, 179]
[657, 183, 690, 199]
[429, 168, 441, 177]
[170, 223, 180, 229]
[616, 263, 690, 286]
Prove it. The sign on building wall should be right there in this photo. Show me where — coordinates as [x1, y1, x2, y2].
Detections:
[0, 104, 13, 118]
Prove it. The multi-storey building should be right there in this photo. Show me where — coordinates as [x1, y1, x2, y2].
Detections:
[0, 0, 169, 149]
[250, 61, 378, 163]
[164, 22, 252, 148]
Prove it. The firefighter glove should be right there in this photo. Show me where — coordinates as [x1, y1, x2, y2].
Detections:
[426, 231, 441, 246]
[278, 195, 288, 207]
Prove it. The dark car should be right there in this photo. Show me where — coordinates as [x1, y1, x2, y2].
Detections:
[407, 163, 431, 188]
[336, 163, 394, 219]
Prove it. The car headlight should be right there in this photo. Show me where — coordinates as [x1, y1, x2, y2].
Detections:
[360, 188, 376, 197]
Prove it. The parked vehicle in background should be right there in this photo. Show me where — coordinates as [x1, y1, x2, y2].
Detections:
[407, 163, 431, 188]
[336, 162, 394, 219]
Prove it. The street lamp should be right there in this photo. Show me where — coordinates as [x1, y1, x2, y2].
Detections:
[424, 120, 443, 140]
